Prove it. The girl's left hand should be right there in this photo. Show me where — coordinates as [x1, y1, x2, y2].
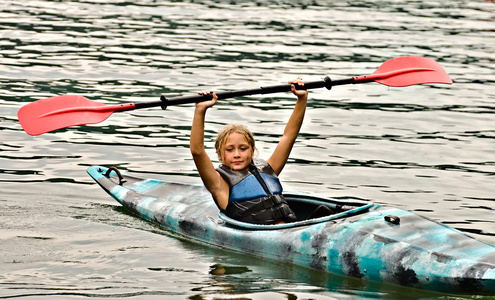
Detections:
[289, 77, 308, 98]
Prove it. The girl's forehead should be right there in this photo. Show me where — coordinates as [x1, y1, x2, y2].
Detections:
[224, 132, 249, 144]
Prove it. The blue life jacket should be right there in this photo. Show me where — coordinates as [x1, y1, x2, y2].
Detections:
[215, 159, 297, 224]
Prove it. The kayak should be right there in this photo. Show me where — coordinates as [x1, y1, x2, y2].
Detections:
[87, 166, 495, 295]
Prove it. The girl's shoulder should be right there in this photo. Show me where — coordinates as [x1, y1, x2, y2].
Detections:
[253, 159, 276, 176]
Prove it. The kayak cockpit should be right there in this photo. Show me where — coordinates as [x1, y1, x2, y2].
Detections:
[218, 191, 374, 230]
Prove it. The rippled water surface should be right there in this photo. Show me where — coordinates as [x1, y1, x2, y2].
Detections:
[1, 0, 495, 299]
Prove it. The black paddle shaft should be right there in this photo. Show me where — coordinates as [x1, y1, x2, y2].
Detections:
[134, 76, 355, 110]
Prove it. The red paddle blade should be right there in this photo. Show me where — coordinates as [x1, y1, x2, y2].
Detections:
[354, 56, 453, 87]
[18, 95, 134, 136]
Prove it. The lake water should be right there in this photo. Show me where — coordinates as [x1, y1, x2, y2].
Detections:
[1, 0, 494, 299]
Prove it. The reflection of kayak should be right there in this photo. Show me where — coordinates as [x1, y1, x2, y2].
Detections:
[87, 166, 495, 294]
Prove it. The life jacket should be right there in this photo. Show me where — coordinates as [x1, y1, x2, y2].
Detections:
[215, 159, 297, 225]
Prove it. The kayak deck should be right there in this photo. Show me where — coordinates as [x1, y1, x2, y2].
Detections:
[87, 166, 495, 295]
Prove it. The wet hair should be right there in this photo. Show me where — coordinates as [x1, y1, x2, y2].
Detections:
[215, 124, 256, 163]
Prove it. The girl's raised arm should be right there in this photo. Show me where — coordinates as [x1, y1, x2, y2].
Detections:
[267, 78, 308, 175]
[190, 92, 229, 209]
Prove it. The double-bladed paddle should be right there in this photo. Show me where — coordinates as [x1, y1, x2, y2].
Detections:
[18, 56, 452, 136]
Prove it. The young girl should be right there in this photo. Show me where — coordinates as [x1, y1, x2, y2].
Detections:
[190, 78, 309, 225]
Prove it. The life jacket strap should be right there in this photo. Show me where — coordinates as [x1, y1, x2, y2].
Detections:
[235, 194, 285, 216]
[225, 194, 297, 224]
[252, 202, 295, 223]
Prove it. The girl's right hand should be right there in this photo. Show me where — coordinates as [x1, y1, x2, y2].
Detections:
[196, 91, 218, 110]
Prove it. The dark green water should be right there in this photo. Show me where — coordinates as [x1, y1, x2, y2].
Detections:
[1, 0, 494, 299]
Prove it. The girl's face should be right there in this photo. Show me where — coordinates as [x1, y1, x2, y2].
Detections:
[219, 132, 254, 171]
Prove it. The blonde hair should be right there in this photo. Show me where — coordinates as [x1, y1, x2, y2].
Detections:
[215, 124, 256, 163]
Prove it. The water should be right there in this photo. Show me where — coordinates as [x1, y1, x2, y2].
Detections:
[1, 0, 494, 298]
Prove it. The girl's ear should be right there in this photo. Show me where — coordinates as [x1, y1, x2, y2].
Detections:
[252, 145, 257, 158]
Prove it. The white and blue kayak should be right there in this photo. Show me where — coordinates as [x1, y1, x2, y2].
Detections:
[87, 166, 495, 295]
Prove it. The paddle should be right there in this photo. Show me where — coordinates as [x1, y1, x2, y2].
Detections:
[18, 56, 452, 136]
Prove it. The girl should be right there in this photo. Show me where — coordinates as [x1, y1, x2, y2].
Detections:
[190, 78, 311, 225]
